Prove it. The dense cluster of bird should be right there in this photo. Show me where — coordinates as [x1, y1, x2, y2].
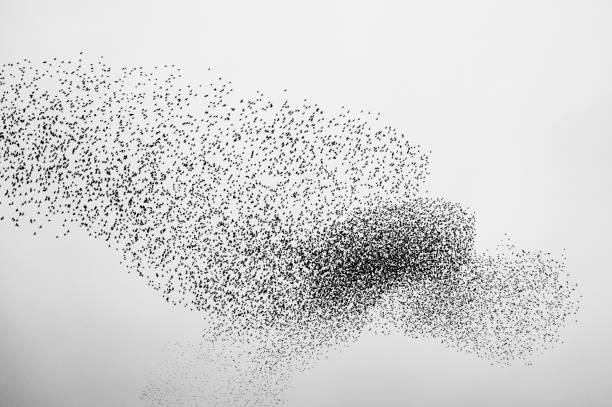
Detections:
[0, 55, 580, 406]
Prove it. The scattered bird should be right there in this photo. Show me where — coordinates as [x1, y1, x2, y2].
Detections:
[0, 55, 581, 406]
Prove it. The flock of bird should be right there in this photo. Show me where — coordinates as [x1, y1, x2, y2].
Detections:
[0, 55, 580, 406]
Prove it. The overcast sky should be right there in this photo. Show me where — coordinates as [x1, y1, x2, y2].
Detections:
[1, 1, 611, 406]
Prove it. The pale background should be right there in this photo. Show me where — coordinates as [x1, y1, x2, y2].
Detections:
[1, 1, 610, 406]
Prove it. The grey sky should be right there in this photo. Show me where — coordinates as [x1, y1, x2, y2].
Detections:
[1, 1, 610, 406]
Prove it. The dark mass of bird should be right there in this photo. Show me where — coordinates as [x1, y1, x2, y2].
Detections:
[0, 55, 580, 406]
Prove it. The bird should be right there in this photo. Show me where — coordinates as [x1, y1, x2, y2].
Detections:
[0, 54, 581, 406]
